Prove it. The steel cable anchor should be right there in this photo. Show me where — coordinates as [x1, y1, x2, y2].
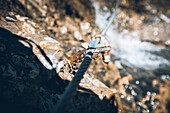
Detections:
[53, 0, 121, 112]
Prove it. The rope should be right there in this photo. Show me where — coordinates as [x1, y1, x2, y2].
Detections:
[53, 0, 121, 112]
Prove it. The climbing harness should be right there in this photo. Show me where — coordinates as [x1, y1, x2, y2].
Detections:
[53, 0, 121, 113]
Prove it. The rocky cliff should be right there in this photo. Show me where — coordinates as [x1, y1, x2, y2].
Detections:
[0, 0, 121, 113]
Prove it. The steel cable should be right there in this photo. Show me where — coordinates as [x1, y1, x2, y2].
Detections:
[101, 0, 121, 36]
[52, 51, 93, 113]
[53, 0, 121, 112]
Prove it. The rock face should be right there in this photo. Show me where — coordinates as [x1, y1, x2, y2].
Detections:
[0, 27, 63, 113]
[0, 18, 120, 113]
[1, 0, 169, 113]
[0, 0, 121, 113]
